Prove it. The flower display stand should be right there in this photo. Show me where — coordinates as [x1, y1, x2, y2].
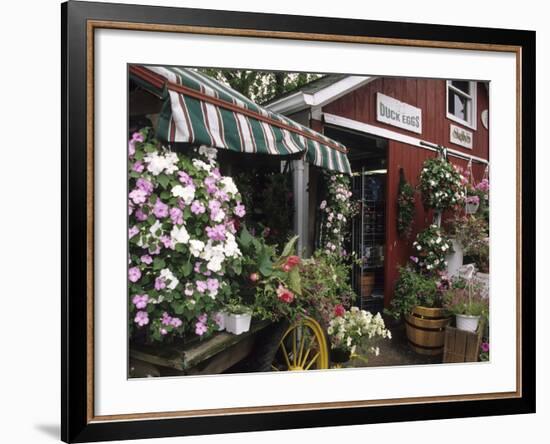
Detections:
[443, 321, 484, 363]
[129, 320, 271, 376]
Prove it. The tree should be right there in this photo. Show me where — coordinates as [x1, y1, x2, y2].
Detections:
[198, 68, 322, 103]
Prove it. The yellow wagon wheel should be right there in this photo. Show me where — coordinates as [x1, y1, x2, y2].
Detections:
[271, 317, 329, 371]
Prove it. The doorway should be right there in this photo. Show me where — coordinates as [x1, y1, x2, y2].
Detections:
[324, 126, 389, 313]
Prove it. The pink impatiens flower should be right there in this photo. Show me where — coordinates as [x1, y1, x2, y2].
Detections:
[136, 178, 154, 195]
[129, 226, 139, 239]
[190, 200, 206, 215]
[129, 188, 147, 205]
[234, 202, 246, 218]
[128, 267, 141, 283]
[206, 224, 226, 241]
[132, 294, 149, 309]
[153, 200, 169, 218]
[196, 280, 207, 293]
[134, 310, 149, 327]
[140, 254, 153, 264]
[154, 276, 166, 291]
[169, 207, 183, 225]
[195, 322, 208, 336]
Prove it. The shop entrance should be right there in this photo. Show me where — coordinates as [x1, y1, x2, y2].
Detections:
[324, 126, 389, 314]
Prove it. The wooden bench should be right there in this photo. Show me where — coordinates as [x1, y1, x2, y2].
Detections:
[130, 320, 272, 377]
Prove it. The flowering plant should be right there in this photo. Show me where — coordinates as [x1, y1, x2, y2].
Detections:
[385, 266, 443, 319]
[419, 157, 466, 210]
[411, 224, 452, 273]
[327, 307, 391, 355]
[397, 176, 416, 238]
[443, 277, 488, 317]
[128, 128, 247, 342]
[447, 215, 489, 273]
[299, 251, 356, 327]
[319, 173, 356, 255]
[252, 236, 306, 322]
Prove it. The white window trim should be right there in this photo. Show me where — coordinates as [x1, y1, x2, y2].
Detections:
[446, 80, 477, 130]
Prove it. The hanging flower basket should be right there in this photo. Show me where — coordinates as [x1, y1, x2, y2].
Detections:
[465, 196, 480, 214]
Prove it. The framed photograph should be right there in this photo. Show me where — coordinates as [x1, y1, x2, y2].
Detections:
[62, 1, 535, 442]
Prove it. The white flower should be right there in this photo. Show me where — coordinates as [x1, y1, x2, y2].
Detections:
[320, 200, 327, 210]
[170, 225, 190, 245]
[436, 237, 442, 244]
[219, 177, 238, 196]
[207, 256, 223, 272]
[149, 220, 163, 238]
[192, 158, 212, 172]
[189, 239, 205, 257]
[223, 233, 241, 258]
[144, 152, 179, 176]
[198, 145, 218, 161]
[171, 184, 195, 204]
[211, 208, 226, 223]
[160, 268, 179, 290]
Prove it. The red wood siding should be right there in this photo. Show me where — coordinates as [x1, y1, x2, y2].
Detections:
[323, 78, 489, 160]
[321, 77, 489, 306]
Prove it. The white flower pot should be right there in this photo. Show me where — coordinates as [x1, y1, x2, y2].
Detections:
[465, 201, 480, 214]
[456, 314, 480, 332]
[445, 238, 464, 277]
[225, 313, 252, 335]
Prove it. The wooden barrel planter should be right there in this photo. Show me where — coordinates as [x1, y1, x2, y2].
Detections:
[405, 306, 451, 356]
[361, 272, 375, 297]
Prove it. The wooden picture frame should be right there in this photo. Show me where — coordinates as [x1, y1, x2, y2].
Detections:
[62, 1, 535, 442]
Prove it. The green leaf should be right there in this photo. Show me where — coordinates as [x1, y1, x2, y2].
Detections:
[238, 225, 253, 248]
[134, 150, 144, 161]
[173, 302, 185, 315]
[281, 235, 299, 257]
[153, 257, 165, 271]
[144, 143, 157, 153]
[160, 191, 171, 200]
[259, 252, 273, 277]
[288, 267, 301, 295]
[181, 261, 192, 277]
[157, 174, 170, 189]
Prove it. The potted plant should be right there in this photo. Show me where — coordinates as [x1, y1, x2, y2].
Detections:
[465, 194, 480, 214]
[327, 306, 391, 365]
[419, 157, 466, 211]
[396, 169, 416, 238]
[386, 265, 450, 355]
[411, 224, 453, 273]
[443, 276, 488, 332]
[224, 301, 253, 335]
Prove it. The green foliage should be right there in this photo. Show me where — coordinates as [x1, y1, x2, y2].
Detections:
[299, 251, 356, 328]
[198, 68, 322, 103]
[448, 215, 489, 273]
[443, 279, 488, 317]
[419, 157, 466, 210]
[411, 225, 452, 273]
[397, 177, 415, 238]
[386, 266, 441, 320]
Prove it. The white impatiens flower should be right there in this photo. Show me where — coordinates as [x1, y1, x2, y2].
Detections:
[198, 145, 218, 162]
[189, 239, 205, 257]
[149, 220, 163, 238]
[223, 233, 241, 258]
[171, 184, 195, 204]
[144, 152, 179, 176]
[192, 158, 212, 172]
[219, 177, 239, 196]
[211, 208, 226, 223]
[170, 225, 190, 245]
[160, 268, 179, 290]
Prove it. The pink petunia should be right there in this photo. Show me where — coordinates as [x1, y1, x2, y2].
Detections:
[128, 267, 141, 283]
[134, 310, 149, 327]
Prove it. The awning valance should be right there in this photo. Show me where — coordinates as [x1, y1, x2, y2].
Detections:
[129, 65, 351, 174]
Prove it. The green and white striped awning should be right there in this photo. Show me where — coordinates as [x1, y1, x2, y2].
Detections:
[129, 65, 351, 174]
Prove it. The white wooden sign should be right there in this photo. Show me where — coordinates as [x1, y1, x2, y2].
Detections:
[450, 123, 473, 149]
[376, 93, 422, 134]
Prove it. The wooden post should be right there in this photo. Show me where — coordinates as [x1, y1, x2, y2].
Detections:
[291, 158, 309, 256]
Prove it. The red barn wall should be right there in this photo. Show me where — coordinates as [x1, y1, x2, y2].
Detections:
[321, 77, 489, 306]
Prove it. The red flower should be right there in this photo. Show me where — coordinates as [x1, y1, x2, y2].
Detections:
[282, 255, 301, 272]
[334, 304, 346, 317]
[276, 285, 294, 304]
